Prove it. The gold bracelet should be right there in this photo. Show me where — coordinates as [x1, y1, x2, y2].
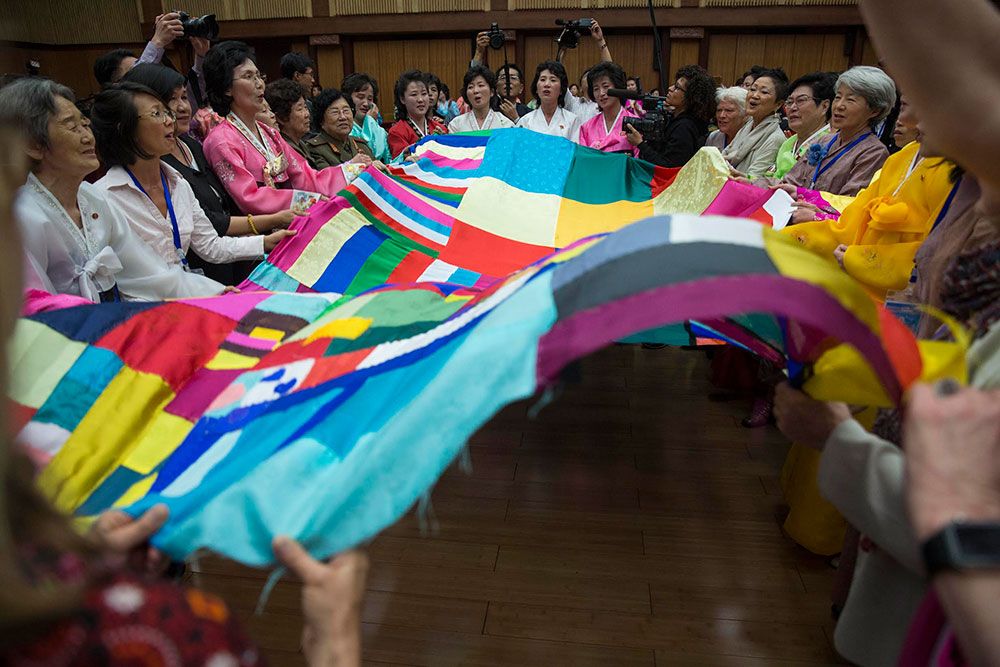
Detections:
[247, 213, 259, 235]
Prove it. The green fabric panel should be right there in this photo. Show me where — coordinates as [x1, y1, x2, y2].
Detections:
[562, 144, 657, 204]
[343, 235, 413, 296]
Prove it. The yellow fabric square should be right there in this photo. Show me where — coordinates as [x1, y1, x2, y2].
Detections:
[554, 198, 653, 247]
[653, 147, 730, 215]
[122, 411, 195, 475]
[206, 349, 260, 370]
[286, 208, 368, 287]
[304, 316, 372, 343]
[38, 368, 174, 512]
[457, 177, 560, 246]
[8, 319, 86, 408]
[249, 326, 285, 342]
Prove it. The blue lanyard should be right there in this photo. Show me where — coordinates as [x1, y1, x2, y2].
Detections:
[125, 166, 188, 268]
[810, 132, 872, 189]
[930, 176, 962, 233]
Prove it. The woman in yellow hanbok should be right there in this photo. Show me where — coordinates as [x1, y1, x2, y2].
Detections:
[782, 139, 957, 301]
[776, 140, 956, 555]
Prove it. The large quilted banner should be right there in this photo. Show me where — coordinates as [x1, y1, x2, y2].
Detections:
[10, 129, 962, 566]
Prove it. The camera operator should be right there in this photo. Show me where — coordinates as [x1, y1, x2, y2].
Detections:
[624, 65, 716, 168]
[559, 21, 612, 122]
[93, 12, 212, 114]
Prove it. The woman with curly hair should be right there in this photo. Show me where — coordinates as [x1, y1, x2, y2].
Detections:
[625, 65, 716, 167]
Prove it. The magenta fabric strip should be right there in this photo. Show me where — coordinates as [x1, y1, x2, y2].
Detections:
[178, 292, 271, 321]
[21, 289, 92, 316]
[537, 274, 901, 402]
[703, 180, 774, 219]
[416, 152, 483, 170]
[164, 368, 243, 420]
[795, 187, 841, 221]
[266, 196, 350, 272]
[227, 331, 281, 351]
[366, 169, 457, 229]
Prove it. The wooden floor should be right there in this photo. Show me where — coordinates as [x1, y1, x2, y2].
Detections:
[192, 345, 846, 666]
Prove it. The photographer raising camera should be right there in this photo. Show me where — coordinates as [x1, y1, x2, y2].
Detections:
[624, 65, 716, 168]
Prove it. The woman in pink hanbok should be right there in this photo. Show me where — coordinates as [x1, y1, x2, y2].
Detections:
[577, 61, 639, 156]
[201, 41, 365, 216]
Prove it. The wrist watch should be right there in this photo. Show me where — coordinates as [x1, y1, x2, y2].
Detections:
[922, 521, 1000, 576]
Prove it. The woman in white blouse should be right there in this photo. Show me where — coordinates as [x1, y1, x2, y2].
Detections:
[92, 82, 293, 274]
[0, 78, 224, 301]
[515, 60, 582, 143]
[447, 65, 514, 134]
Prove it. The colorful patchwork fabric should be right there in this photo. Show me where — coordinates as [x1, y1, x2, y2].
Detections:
[11, 130, 964, 566]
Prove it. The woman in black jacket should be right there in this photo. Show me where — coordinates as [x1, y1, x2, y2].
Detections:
[625, 65, 716, 168]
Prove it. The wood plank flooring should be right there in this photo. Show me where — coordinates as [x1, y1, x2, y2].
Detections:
[191, 345, 844, 665]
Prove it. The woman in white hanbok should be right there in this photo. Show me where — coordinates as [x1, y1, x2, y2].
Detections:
[447, 66, 515, 134]
[515, 60, 582, 143]
[1, 78, 224, 302]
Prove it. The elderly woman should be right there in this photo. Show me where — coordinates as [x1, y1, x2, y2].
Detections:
[92, 83, 292, 277]
[304, 88, 377, 168]
[0, 78, 224, 300]
[201, 41, 357, 216]
[342, 73, 390, 163]
[578, 61, 639, 154]
[761, 66, 894, 197]
[625, 65, 716, 167]
[387, 70, 448, 159]
[722, 68, 789, 178]
[515, 60, 582, 142]
[766, 71, 836, 179]
[124, 64, 294, 285]
[705, 87, 747, 151]
[448, 65, 515, 133]
[264, 78, 313, 164]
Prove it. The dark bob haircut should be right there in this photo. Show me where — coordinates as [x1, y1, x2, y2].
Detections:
[264, 78, 304, 124]
[587, 61, 627, 101]
[787, 71, 838, 120]
[393, 69, 427, 121]
[90, 82, 162, 167]
[675, 64, 717, 124]
[121, 63, 186, 105]
[461, 65, 497, 106]
[280, 52, 314, 80]
[530, 60, 569, 108]
[94, 48, 134, 87]
[738, 65, 765, 86]
[423, 72, 442, 91]
[341, 72, 379, 100]
[311, 87, 353, 131]
[204, 40, 257, 117]
[752, 67, 791, 102]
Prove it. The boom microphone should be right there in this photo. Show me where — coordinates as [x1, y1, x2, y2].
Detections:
[607, 87, 642, 100]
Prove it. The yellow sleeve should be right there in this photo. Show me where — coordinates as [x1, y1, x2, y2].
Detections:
[842, 240, 924, 298]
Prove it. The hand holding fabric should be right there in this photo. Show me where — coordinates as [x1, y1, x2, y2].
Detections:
[90, 504, 170, 574]
[774, 382, 851, 449]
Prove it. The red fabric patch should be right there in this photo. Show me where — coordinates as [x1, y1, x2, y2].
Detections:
[651, 166, 681, 198]
[877, 304, 923, 390]
[438, 221, 553, 278]
[301, 350, 372, 389]
[95, 303, 237, 392]
[8, 399, 37, 435]
[387, 250, 436, 284]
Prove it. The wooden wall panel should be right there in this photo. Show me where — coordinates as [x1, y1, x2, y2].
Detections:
[1, 0, 142, 44]
[0, 43, 146, 97]
[331, 0, 489, 14]
[315, 45, 345, 89]
[667, 40, 701, 85]
[352, 38, 472, 115]
[524, 34, 660, 97]
[706, 31, 847, 85]
[157, 0, 312, 20]
[510, 0, 679, 8]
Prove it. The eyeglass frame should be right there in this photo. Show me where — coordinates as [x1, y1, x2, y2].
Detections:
[784, 95, 820, 110]
[137, 108, 176, 124]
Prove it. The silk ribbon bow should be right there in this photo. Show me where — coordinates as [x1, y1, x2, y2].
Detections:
[76, 245, 123, 302]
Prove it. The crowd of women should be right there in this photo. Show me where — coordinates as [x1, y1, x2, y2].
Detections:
[0, 0, 998, 662]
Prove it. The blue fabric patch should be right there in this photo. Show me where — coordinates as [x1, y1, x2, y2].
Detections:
[477, 128, 574, 195]
[76, 466, 145, 516]
[33, 347, 123, 432]
[247, 262, 303, 293]
[311, 225, 387, 293]
[30, 301, 159, 343]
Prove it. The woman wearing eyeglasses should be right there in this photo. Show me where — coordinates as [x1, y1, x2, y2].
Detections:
[201, 41, 362, 217]
[92, 82, 292, 275]
[766, 72, 836, 180]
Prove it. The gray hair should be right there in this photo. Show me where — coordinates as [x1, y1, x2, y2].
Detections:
[715, 86, 748, 114]
[0, 78, 76, 151]
[835, 66, 897, 127]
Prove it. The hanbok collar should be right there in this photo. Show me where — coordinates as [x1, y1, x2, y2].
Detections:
[26, 172, 97, 258]
[227, 112, 286, 187]
[602, 106, 625, 136]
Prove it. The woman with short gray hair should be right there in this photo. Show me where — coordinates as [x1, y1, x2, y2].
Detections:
[764, 66, 894, 197]
[706, 86, 747, 150]
[0, 77, 225, 301]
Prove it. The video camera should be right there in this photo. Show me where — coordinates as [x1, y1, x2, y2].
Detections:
[554, 18, 593, 50]
[608, 88, 672, 143]
[175, 11, 220, 40]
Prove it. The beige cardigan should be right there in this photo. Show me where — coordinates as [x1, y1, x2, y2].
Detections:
[722, 114, 786, 178]
[818, 322, 1000, 666]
